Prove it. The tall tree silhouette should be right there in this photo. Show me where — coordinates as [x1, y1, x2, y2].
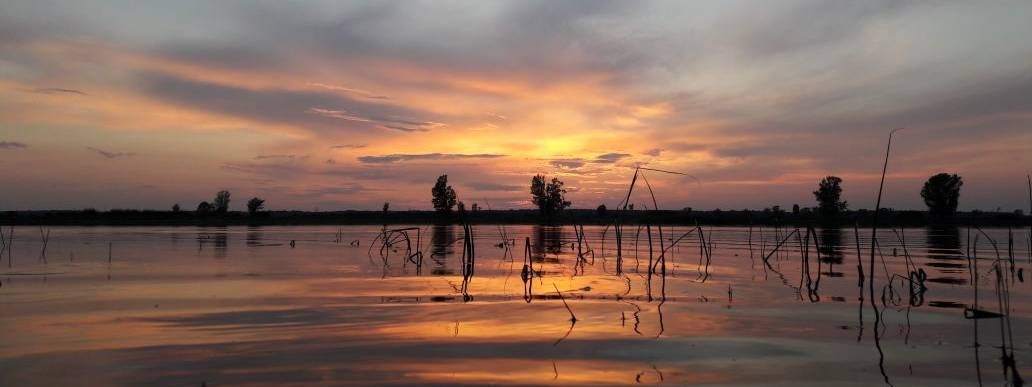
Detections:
[921, 173, 963, 216]
[530, 174, 571, 216]
[247, 197, 265, 215]
[813, 176, 847, 217]
[213, 190, 231, 213]
[431, 174, 457, 213]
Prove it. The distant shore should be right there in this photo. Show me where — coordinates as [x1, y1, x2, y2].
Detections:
[2, 209, 1028, 228]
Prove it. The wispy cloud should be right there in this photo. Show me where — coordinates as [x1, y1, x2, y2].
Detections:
[254, 154, 297, 160]
[380, 124, 430, 133]
[307, 108, 444, 132]
[32, 88, 87, 95]
[593, 153, 631, 164]
[137, 72, 445, 135]
[550, 159, 586, 169]
[330, 144, 367, 149]
[0, 141, 28, 150]
[299, 184, 380, 198]
[549, 154, 631, 168]
[87, 147, 135, 159]
[358, 153, 507, 164]
[308, 83, 390, 100]
[467, 182, 522, 191]
[220, 161, 303, 176]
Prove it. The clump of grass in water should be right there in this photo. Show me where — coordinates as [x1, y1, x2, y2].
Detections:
[964, 228, 1025, 385]
[369, 227, 425, 273]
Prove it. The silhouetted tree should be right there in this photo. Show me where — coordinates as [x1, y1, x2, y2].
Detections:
[196, 201, 214, 214]
[792, 204, 800, 215]
[471, 203, 479, 212]
[596, 204, 607, 217]
[431, 174, 457, 213]
[172, 203, 180, 213]
[457, 201, 466, 214]
[213, 190, 231, 213]
[530, 174, 571, 216]
[247, 197, 265, 215]
[921, 173, 963, 216]
[383, 202, 390, 213]
[813, 176, 847, 217]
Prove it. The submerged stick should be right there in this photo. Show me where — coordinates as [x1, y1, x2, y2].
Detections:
[0, 226, 6, 265]
[553, 283, 577, 322]
[5, 226, 13, 268]
[521, 237, 534, 303]
[615, 222, 623, 274]
[39, 226, 50, 263]
[763, 229, 799, 262]
[853, 223, 866, 292]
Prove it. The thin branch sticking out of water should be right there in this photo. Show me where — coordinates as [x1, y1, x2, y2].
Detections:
[553, 283, 577, 322]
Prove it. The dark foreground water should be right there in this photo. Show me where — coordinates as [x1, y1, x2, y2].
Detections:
[0, 225, 1029, 386]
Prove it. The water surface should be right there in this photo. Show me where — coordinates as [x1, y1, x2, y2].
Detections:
[1, 225, 1029, 385]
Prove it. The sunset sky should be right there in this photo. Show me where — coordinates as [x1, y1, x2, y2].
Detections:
[1, 1, 1030, 211]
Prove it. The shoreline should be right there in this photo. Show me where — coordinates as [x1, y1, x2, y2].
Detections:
[3, 209, 1028, 228]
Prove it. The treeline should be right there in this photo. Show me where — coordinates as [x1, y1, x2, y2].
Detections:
[3, 170, 1027, 227]
[1, 208, 1027, 227]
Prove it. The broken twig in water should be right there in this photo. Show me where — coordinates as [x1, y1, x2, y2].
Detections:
[553, 283, 577, 322]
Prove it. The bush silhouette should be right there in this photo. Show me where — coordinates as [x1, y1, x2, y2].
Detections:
[196, 201, 214, 214]
[247, 197, 265, 215]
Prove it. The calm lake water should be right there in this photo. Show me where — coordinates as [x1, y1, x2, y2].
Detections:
[0, 225, 1029, 386]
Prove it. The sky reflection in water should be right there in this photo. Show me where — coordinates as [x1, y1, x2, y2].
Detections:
[0, 225, 1029, 385]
